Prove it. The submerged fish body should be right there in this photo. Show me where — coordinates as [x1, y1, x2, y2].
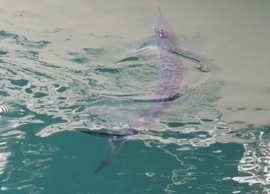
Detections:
[133, 7, 183, 131]
[79, 8, 183, 172]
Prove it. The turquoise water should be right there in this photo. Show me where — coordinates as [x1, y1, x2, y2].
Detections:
[0, 29, 265, 194]
[1, 2, 270, 194]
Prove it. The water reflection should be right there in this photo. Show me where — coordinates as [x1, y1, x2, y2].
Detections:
[1, 26, 265, 194]
[230, 127, 270, 193]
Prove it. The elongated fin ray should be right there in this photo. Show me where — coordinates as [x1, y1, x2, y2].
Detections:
[158, 7, 163, 19]
[94, 138, 123, 173]
[79, 130, 125, 138]
[78, 130, 126, 173]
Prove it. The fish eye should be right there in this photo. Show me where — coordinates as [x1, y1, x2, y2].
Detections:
[159, 29, 167, 38]
[159, 29, 164, 38]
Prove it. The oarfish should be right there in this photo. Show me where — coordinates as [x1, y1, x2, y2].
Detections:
[79, 7, 184, 173]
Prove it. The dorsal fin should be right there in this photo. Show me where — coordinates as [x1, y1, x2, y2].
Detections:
[158, 7, 163, 20]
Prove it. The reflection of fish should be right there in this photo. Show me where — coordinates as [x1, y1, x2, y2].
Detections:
[79, 7, 184, 172]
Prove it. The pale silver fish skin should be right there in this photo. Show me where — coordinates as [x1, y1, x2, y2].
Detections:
[154, 7, 183, 99]
[133, 8, 183, 131]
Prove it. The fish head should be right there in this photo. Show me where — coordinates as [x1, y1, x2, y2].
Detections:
[153, 7, 176, 39]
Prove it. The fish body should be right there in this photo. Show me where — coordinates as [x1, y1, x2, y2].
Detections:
[133, 7, 183, 131]
[79, 8, 183, 172]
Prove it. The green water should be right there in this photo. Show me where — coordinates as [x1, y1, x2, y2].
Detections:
[0, 29, 266, 194]
[0, 2, 270, 193]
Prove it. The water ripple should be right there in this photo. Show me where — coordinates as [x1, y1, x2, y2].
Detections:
[0, 27, 234, 193]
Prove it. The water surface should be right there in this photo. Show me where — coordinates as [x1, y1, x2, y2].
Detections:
[0, 0, 270, 193]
